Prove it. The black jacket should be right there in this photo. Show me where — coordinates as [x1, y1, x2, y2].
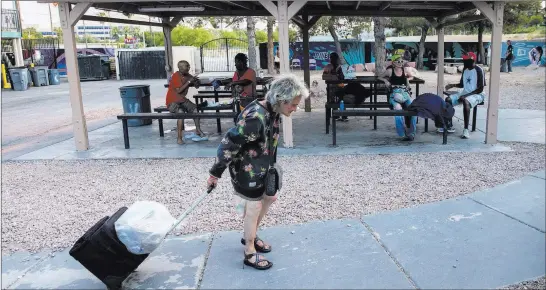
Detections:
[407, 93, 455, 127]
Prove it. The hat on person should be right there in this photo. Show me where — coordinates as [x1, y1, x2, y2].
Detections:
[394, 48, 405, 55]
[462, 52, 477, 61]
[391, 54, 403, 61]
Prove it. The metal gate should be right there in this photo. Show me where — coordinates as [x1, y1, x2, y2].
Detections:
[118, 50, 166, 80]
[21, 38, 59, 68]
[200, 38, 248, 72]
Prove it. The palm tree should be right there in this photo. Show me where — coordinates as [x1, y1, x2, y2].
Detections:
[96, 11, 109, 44]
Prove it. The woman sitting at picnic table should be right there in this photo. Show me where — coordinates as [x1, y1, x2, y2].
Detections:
[378, 53, 417, 141]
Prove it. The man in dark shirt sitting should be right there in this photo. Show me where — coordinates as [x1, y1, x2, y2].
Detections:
[322, 52, 368, 122]
[443, 52, 486, 139]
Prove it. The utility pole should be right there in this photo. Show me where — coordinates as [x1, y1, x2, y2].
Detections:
[48, 3, 54, 35]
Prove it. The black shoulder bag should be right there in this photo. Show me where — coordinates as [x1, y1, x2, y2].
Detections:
[264, 113, 281, 196]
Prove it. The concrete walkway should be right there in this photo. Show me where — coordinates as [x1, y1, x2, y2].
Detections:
[2, 170, 544, 289]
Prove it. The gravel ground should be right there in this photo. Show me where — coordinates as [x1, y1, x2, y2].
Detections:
[1, 142, 544, 254]
[305, 67, 546, 111]
[500, 276, 546, 290]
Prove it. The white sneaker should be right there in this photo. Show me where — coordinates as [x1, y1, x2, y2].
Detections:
[461, 129, 470, 139]
[437, 127, 456, 133]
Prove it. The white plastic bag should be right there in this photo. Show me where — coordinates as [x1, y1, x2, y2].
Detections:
[114, 201, 176, 255]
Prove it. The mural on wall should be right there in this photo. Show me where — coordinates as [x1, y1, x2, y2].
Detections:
[261, 41, 366, 71]
[503, 41, 545, 66]
[373, 41, 490, 63]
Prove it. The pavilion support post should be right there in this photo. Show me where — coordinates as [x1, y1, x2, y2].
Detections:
[13, 38, 24, 66]
[162, 17, 174, 79]
[278, 0, 293, 148]
[293, 14, 319, 113]
[436, 22, 445, 97]
[59, 2, 91, 151]
[302, 18, 311, 112]
[474, 1, 504, 144]
[260, 0, 307, 148]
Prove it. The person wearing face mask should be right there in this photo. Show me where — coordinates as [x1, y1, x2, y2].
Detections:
[223, 53, 257, 111]
[443, 52, 486, 139]
[207, 75, 308, 270]
[378, 54, 417, 141]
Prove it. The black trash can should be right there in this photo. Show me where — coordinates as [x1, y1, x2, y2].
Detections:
[119, 85, 152, 127]
[69, 207, 149, 290]
[500, 58, 507, 72]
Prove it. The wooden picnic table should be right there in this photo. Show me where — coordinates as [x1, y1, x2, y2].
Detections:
[324, 76, 425, 133]
[433, 57, 464, 67]
[164, 76, 274, 88]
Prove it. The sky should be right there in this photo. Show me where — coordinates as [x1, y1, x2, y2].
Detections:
[14, 1, 544, 33]
[14, 1, 268, 32]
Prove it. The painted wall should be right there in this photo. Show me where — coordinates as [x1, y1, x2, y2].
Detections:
[501, 41, 545, 66]
[260, 40, 545, 68]
[259, 41, 366, 71]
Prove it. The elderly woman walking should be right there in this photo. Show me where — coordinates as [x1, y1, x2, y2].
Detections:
[207, 75, 308, 270]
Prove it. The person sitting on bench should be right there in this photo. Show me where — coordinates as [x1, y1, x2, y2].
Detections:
[166, 60, 205, 145]
[443, 52, 486, 139]
[322, 52, 368, 122]
[219, 53, 257, 111]
[378, 54, 417, 141]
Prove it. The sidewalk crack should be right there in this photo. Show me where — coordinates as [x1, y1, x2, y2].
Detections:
[360, 219, 420, 289]
[196, 232, 215, 289]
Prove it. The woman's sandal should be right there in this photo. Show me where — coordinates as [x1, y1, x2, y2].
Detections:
[243, 252, 273, 270]
[240, 236, 272, 253]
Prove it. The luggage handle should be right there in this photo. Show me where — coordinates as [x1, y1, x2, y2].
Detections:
[166, 185, 215, 235]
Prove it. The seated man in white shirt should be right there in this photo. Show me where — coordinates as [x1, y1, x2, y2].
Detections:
[442, 52, 486, 139]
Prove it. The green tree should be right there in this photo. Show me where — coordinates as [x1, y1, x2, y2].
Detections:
[171, 26, 215, 46]
[22, 27, 43, 39]
[111, 26, 122, 41]
[373, 17, 387, 76]
[502, 0, 543, 33]
[77, 35, 98, 44]
[53, 27, 63, 42]
[310, 16, 371, 64]
[144, 31, 164, 47]
[388, 18, 430, 69]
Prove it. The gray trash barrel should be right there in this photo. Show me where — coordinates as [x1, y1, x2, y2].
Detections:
[119, 85, 152, 127]
[48, 69, 61, 85]
[30, 66, 49, 86]
[8, 68, 29, 91]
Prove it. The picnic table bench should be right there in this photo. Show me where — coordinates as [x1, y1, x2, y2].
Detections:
[444, 90, 484, 132]
[331, 109, 447, 146]
[325, 76, 425, 133]
[154, 103, 236, 133]
[117, 112, 238, 149]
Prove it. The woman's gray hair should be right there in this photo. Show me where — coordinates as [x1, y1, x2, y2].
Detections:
[265, 74, 309, 105]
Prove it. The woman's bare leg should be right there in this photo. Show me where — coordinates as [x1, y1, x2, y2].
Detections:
[253, 195, 276, 250]
[243, 200, 269, 267]
[177, 119, 184, 144]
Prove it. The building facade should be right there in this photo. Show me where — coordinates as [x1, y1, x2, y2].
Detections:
[1, 1, 24, 66]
